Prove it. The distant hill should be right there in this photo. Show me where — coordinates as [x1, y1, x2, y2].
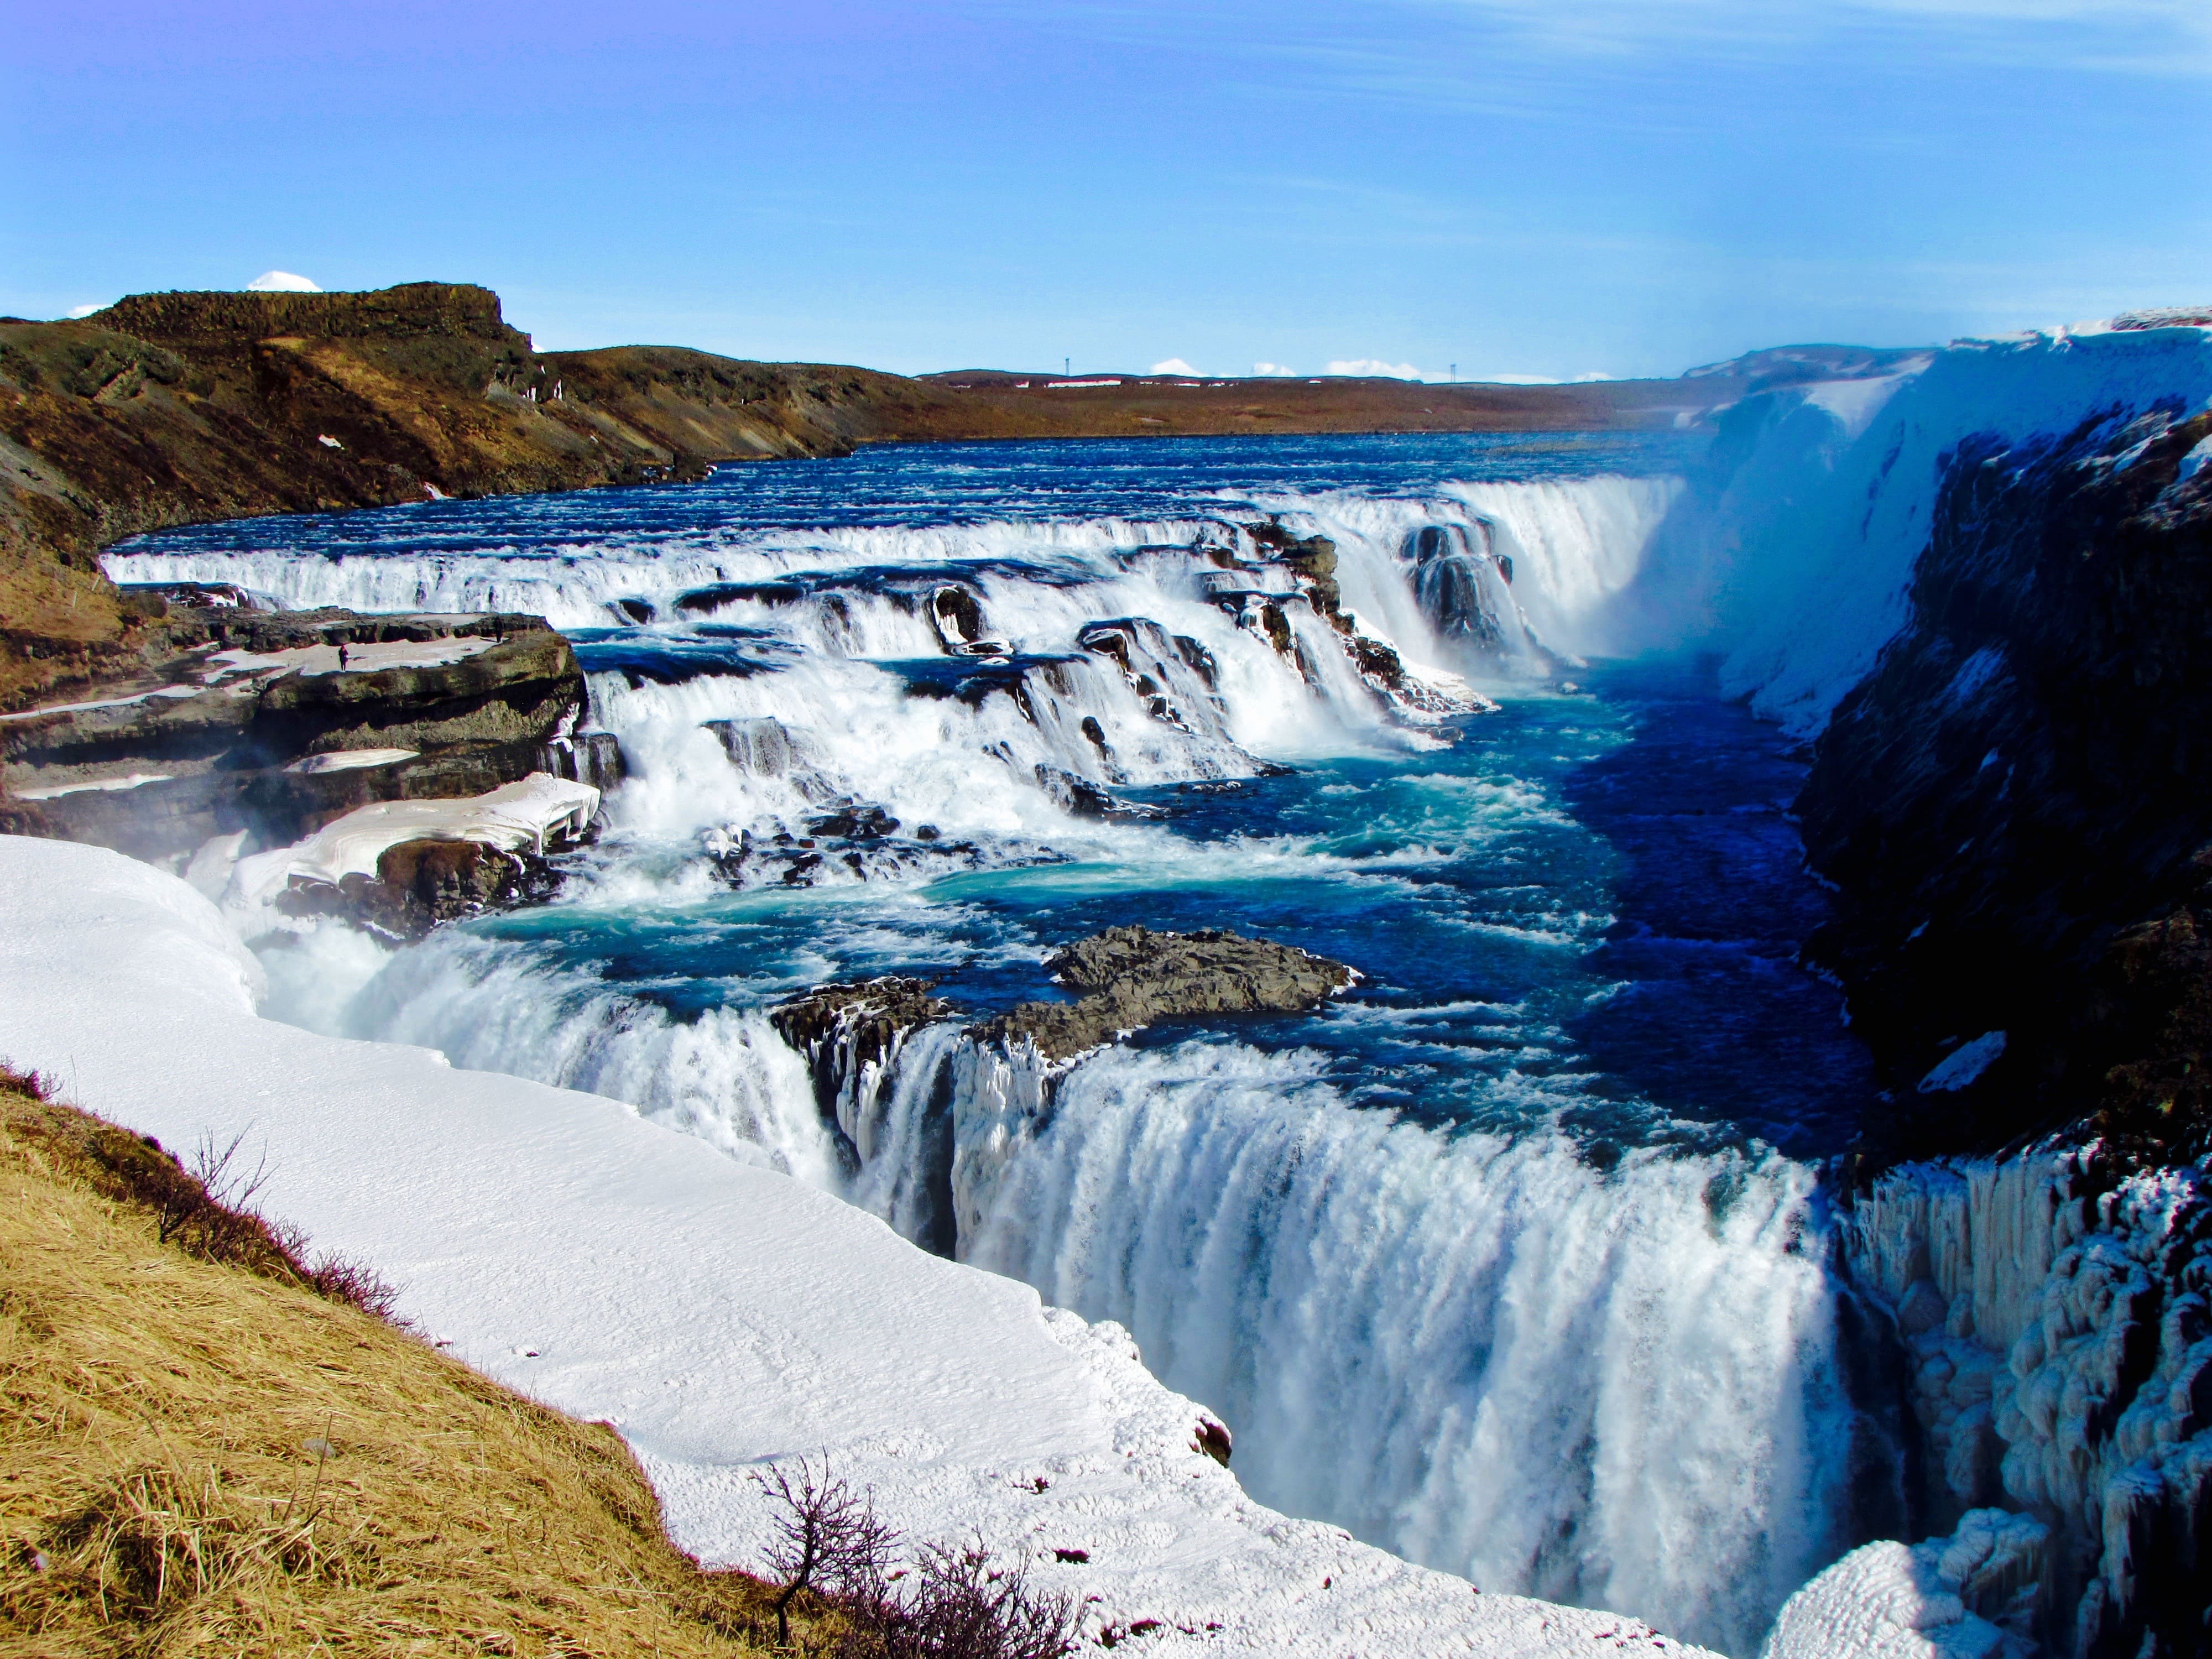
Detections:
[0, 280, 1788, 711]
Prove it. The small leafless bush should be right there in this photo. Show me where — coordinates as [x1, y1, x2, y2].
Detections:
[154, 1127, 274, 1255]
[757, 1459, 1074, 1657]
[759, 1455, 898, 1646]
[853, 1537, 1076, 1659]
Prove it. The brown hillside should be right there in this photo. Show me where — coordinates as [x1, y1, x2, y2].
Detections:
[0, 1066, 797, 1657]
[0, 281, 1749, 714]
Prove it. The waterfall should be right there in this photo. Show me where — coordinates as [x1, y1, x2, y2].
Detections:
[295, 917, 1866, 1657]
[935, 1036, 1855, 1656]
[198, 452, 1878, 1656]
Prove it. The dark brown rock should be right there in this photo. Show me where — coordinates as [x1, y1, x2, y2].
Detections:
[274, 837, 552, 941]
[983, 925, 1355, 1060]
[1796, 401, 2212, 1167]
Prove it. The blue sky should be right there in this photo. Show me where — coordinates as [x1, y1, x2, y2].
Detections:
[6, 1, 2206, 380]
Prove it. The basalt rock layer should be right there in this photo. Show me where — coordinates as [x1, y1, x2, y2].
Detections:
[1797, 402, 2212, 1169]
[984, 925, 1357, 1060]
[0, 595, 593, 864]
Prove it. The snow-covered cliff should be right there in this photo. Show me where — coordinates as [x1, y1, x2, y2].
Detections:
[1562, 319, 2209, 739]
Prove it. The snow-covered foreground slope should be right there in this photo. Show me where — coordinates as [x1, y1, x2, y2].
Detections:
[0, 834, 1714, 1658]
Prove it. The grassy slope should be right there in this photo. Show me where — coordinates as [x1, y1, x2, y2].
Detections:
[0, 1069, 805, 1657]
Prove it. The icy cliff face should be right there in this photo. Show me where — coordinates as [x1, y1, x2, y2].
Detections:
[1841, 1150, 2212, 1656]
[1743, 314, 2212, 1659]
[1773, 321, 2212, 1166]
[1630, 321, 2212, 739]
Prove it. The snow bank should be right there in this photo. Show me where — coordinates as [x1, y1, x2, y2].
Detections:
[230, 773, 598, 902]
[201, 635, 497, 682]
[1654, 320, 2212, 736]
[1759, 1510, 2046, 1659]
[0, 835, 1716, 1657]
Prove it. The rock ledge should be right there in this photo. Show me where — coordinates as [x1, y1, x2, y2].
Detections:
[984, 926, 1356, 1060]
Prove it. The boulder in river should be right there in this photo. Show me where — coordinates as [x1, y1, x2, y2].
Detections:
[984, 925, 1356, 1060]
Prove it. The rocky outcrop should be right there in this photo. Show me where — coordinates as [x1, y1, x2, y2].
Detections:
[0, 596, 592, 864]
[1796, 403, 2212, 1169]
[275, 836, 556, 941]
[769, 977, 956, 1142]
[982, 926, 1356, 1060]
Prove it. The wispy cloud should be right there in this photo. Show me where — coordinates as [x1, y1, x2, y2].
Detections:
[1406, 0, 2212, 77]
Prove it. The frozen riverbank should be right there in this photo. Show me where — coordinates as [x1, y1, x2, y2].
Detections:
[0, 833, 1713, 1657]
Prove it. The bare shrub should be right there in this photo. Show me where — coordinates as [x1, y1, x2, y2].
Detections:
[758, 1455, 897, 1646]
[756, 1462, 1075, 1658]
[859, 1537, 1076, 1659]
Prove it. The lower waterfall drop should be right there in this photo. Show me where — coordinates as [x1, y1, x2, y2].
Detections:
[185, 434, 1881, 1657]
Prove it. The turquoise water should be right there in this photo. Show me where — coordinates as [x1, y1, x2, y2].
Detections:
[115, 433, 1879, 1655]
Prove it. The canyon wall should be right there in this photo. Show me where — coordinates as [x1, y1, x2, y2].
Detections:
[1668, 314, 2212, 1657]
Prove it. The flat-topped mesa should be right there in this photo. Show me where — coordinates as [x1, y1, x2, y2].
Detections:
[95, 281, 525, 347]
[985, 926, 1357, 1061]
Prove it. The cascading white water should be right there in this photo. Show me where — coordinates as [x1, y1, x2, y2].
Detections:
[199, 462, 1865, 1656]
[941, 1036, 1854, 1657]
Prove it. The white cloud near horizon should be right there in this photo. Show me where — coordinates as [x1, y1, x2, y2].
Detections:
[64, 304, 102, 319]
[1252, 361, 1298, 376]
[1327, 357, 1426, 378]
[1150, 357, 1201, 375]
[246, 270, 321, 293]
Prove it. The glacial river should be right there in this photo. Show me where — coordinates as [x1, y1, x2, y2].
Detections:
[109, 432, 1884, 1656]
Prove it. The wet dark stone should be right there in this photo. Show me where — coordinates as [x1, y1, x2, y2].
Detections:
[1032, 764, 1170, 823]
[674, 581, 807, 613]
[981, 925, 1355, 1060]
[807, 803, 899, 840]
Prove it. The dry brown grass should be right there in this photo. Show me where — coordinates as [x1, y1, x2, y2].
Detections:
[0, 1068, 808, 1657]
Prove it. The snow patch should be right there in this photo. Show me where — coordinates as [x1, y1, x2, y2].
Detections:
[12, 770, 174, 800]
[1759, 1509, 2044, 1659]
[1918, 1032, 2006, 1094]
[0, 836, 1719, 1658]
[284, 748, 419, 775]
